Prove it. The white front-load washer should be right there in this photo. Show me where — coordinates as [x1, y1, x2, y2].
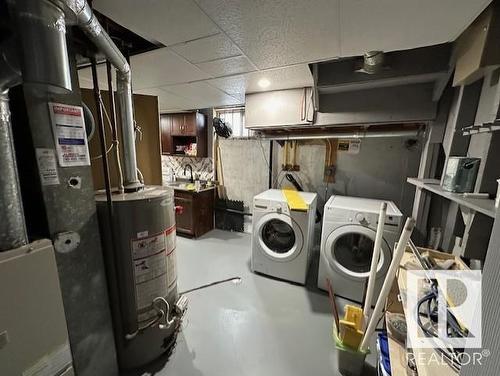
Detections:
[251, 189, 317, 285]
[317, 195, 403, 305]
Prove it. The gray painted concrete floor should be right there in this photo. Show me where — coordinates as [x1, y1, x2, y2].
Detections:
[127, 230, 378, 376]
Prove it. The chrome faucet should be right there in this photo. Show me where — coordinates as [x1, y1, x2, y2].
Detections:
[183, 164, 194, 183]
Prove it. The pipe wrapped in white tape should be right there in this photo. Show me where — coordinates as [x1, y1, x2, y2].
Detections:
[359, 217, 415, 351]
[362, 202, 387, 328]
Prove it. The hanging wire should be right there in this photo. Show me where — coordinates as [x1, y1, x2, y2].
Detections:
[91, 93, 114, 161]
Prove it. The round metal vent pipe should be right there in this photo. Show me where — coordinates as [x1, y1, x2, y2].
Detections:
[58, 0, 142, 191]
[0, 90, 28, 251]
[14, 0, 72, 92]
[0, 38, 27, 252]
[361, 51, 385, 74]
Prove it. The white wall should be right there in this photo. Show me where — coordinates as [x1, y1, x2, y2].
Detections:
[218, 138, 270, 212]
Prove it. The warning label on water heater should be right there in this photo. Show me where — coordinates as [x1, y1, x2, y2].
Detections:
[131, 225, 177, 323]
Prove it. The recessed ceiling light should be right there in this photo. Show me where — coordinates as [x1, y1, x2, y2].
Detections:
[258, 78, 270, 88]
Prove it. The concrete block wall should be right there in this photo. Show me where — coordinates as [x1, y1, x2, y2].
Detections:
[274, 137, 422, 218]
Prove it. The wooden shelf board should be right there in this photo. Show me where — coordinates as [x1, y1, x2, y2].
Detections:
[407, 177, 496, 218]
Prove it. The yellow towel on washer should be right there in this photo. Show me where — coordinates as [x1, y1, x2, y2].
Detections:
[282, 189, 308, 212]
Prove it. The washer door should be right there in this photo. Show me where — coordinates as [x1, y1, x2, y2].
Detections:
[323, 225, 391, 281]
[255, 213, 304, 262]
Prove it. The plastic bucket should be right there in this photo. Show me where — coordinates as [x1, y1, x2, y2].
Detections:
[333, 325, 368, 376]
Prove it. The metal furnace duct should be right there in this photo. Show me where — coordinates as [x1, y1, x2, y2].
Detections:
[0, 37, 26, 251]
[14, 0, 72, 92]
[57, 0, 141, 190]
[95, 187, 179, 369]
[0, 91, 28, 251]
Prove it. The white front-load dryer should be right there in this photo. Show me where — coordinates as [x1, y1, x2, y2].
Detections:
[317, 195, 403, 305]
[251, 189, 317, 284]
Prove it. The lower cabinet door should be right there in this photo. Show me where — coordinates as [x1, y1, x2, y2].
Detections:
[174, 196, 193, 234]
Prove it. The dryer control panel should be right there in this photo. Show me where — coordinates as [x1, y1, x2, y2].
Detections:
[254, 199, 290, 215]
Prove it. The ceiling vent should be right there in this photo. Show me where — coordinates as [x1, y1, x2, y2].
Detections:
[356, 51, 386, 75]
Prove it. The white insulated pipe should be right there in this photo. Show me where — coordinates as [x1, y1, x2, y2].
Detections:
[362, 202, 387, 328]
[256, 128, 420, 141]
[359, 217, 415, 352]
[59, 0, 142, 190]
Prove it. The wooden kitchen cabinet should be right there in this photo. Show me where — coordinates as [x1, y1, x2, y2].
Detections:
[171, 114, 185, 135]
[171, 113, 197, 136]
[182, 113, 197, 135]
[174, 189, 214, 238]
[160, 112, 208, 157]
[160, 115, 172, 154]
[174, 193, 194, 233]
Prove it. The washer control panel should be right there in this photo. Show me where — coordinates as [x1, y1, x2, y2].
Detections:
[354, 213, 367, 224]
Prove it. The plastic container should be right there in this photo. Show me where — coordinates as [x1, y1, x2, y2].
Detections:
[334, 325, 368, 376]
[442, 157, 480, 193]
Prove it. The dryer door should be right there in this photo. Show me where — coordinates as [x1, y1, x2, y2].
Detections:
[255, 213, 304, 262]
[323, 225, 391, 281]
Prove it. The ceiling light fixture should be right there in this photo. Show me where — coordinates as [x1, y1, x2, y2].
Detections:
[258, 78, 270, 88]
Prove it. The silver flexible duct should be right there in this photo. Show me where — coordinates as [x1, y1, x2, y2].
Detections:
[0, 90, 28, 251]
[59, 0, 141, 190]
[0, 37, 27, 251]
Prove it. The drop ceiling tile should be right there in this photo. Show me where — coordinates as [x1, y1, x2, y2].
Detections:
[207, 75, 246, 95]
[339, 0, 492, 57]
[134, 88, 191, 110]
[195, 0, 341, 69]
[78, 74, 93, 90]
[196, 55, 256, 77]
[94, 0, 220, 45]
[77, 64, 115, 90]
[207, 65, 313, 96]
[246, 65, 313, 93]
[162, 82, 243, 108]
[130, 48, 211, 90]
[171, 33, 242, 64]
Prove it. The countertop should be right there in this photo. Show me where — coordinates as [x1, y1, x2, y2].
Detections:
[164, 181, 216, 193]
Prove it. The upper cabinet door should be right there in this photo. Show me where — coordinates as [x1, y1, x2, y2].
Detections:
[183, 113, 197, 136]
[160, 115, 172, 155]
[171, 114, 185, 135]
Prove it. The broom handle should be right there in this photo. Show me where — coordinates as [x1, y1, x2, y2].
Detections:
[362, 202, 387, 329]
[359, 217, 415, 352]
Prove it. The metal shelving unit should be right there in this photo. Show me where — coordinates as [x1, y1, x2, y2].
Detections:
[462, 121, 500, 136]
[407, 178, 496, 218]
